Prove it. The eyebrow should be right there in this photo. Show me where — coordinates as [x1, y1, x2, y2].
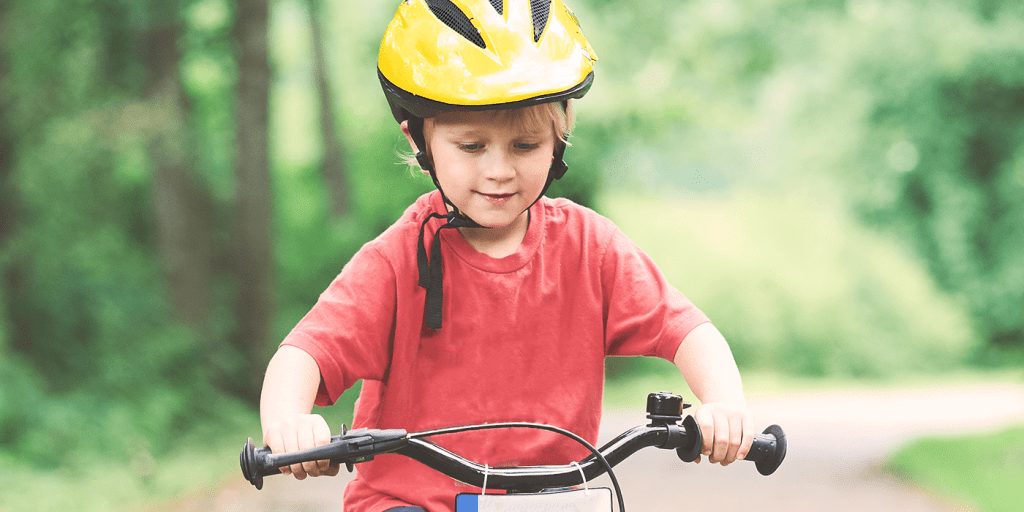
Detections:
[440, 128, 548, 140]
[443, 127, 487, 138]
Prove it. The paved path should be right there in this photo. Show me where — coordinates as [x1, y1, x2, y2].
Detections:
[155, 382, 1024, 511]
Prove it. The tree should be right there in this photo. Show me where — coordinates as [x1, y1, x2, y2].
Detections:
[309, 0, 351, 217]
[0, 4, 17, 254]
[142, 6, 217, 333]
[232, 0, 274, 400]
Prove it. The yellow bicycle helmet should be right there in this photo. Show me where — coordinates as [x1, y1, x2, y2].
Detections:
[378, 0, 597, 121]
[378, 0, 598, 330]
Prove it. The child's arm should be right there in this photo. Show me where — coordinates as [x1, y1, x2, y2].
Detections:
[672, 322, 755, 466]
[259, 345, 341, 479]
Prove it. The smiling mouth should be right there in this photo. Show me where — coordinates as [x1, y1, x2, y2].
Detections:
[477, 191, 516, 204]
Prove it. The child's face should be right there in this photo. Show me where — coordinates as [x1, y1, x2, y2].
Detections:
[424, 110, 556, 229]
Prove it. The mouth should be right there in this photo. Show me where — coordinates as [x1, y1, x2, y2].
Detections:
[477, 191, 516, 203]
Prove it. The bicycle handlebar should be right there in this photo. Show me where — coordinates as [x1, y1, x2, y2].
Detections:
[239, 392, 787, 491]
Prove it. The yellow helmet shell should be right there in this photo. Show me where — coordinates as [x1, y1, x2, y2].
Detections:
[378, 0, 597, 120]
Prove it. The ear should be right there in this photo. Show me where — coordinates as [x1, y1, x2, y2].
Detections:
[401, 120, 433, 175]
[400, 120, 418, 153]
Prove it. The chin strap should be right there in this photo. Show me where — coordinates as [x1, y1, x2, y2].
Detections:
[408, 114, 568, 330]
[416, 211, 478, 329]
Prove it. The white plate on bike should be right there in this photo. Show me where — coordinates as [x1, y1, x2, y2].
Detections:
[456, 488, 612, 512]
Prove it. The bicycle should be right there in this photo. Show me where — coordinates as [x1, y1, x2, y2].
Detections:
[239, 391, 787, 511]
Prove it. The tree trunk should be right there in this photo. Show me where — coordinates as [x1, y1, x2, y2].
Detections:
[0, 10, 16, 255]
[142, 21, 215, 332]
[308, 0, 350, 217]
[0, 2, 25, 353]
[232, 0, 274, 401]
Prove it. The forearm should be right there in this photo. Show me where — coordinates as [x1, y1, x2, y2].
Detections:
[260, 345, 323, 439]
[672, 322, 746, 405]
[673, 322, 753, 465]
[259, 345, 340, 478]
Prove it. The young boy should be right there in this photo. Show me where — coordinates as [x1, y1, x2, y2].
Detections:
[259, 0, 754, 511]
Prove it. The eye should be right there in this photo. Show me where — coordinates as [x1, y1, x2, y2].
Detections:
[514, 142, 542, 151]
[458, 142, 484, 152]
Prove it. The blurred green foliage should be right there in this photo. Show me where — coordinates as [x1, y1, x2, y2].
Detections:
[0, 0, 1022, 508]
[753, 0, 1024, 363]
[855, 22, 1024, 361]
[605, 192, 975, 378]
[573, 0, 1024, 365]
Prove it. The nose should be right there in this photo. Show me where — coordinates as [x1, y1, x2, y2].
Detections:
[481, 149, 516, 182]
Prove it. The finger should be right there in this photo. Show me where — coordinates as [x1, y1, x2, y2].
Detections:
[695, 407, 715, 457]
[298, 420, 321, 478]
[711, 414, 730, 464]
[325, 464, 342, 477]
[736, 410, 756, 462]
[313, 416, 334, 476]
[723, 415, 743, 466]
[266, 429, 291, 475]
[282, 422, 307, 480]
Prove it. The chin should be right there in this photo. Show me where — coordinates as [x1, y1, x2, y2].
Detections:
[472, 217, 515, 230]
[468, 211, 522, 230]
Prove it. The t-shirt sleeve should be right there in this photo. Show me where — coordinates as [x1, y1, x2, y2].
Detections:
[281, 244, 397, 406]
[601, 228, 710, 361]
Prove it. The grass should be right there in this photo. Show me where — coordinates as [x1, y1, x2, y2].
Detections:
[0, 385, 360, 512]
[888, 426, 1024, 512]
[0, 415, 257, 512]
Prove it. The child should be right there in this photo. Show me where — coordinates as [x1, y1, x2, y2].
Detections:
[259, 0, 754, 510]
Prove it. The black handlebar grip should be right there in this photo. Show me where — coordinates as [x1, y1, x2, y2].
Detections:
[744, 424, 786, 476]
[240, 437, 282, 490]
[675, 415, 703, 463]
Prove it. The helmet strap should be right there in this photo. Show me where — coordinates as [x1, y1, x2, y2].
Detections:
[527, 100, 571, 208]
[530, 137, 568, 209]
[406, 116, 434, 174]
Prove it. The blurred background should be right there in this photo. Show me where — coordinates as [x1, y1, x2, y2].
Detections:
[0, 0, 1022, 510]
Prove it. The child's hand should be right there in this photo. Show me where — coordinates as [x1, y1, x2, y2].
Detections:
[692, 402, 755, 466]
[262, 413, 341, 479]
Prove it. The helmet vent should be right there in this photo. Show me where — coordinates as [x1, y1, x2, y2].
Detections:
[530, 0, 550, 42]
[426, 0, 487, 49]
[489, 0, 503, 15]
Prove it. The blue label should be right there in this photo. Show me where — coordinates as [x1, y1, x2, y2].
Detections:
[455, 494, 478, 512]
[455, 489, 612, 512]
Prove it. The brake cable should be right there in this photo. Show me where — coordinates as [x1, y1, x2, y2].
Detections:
[411, 422, 626, 512]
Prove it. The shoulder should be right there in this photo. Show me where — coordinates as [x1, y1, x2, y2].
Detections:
[537, 197, 653, 277]
[537, 196, 621, 248]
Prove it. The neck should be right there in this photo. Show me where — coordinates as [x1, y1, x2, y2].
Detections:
[457, 211, 529, 258]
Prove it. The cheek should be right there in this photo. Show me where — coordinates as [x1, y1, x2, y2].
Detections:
[525, 155, 553, 181]
[430, 151, 470, 189]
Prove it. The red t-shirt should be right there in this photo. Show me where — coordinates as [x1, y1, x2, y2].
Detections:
[282, 191, 709, 512]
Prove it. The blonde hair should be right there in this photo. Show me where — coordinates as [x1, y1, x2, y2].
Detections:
[401, 100, 576, 171]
